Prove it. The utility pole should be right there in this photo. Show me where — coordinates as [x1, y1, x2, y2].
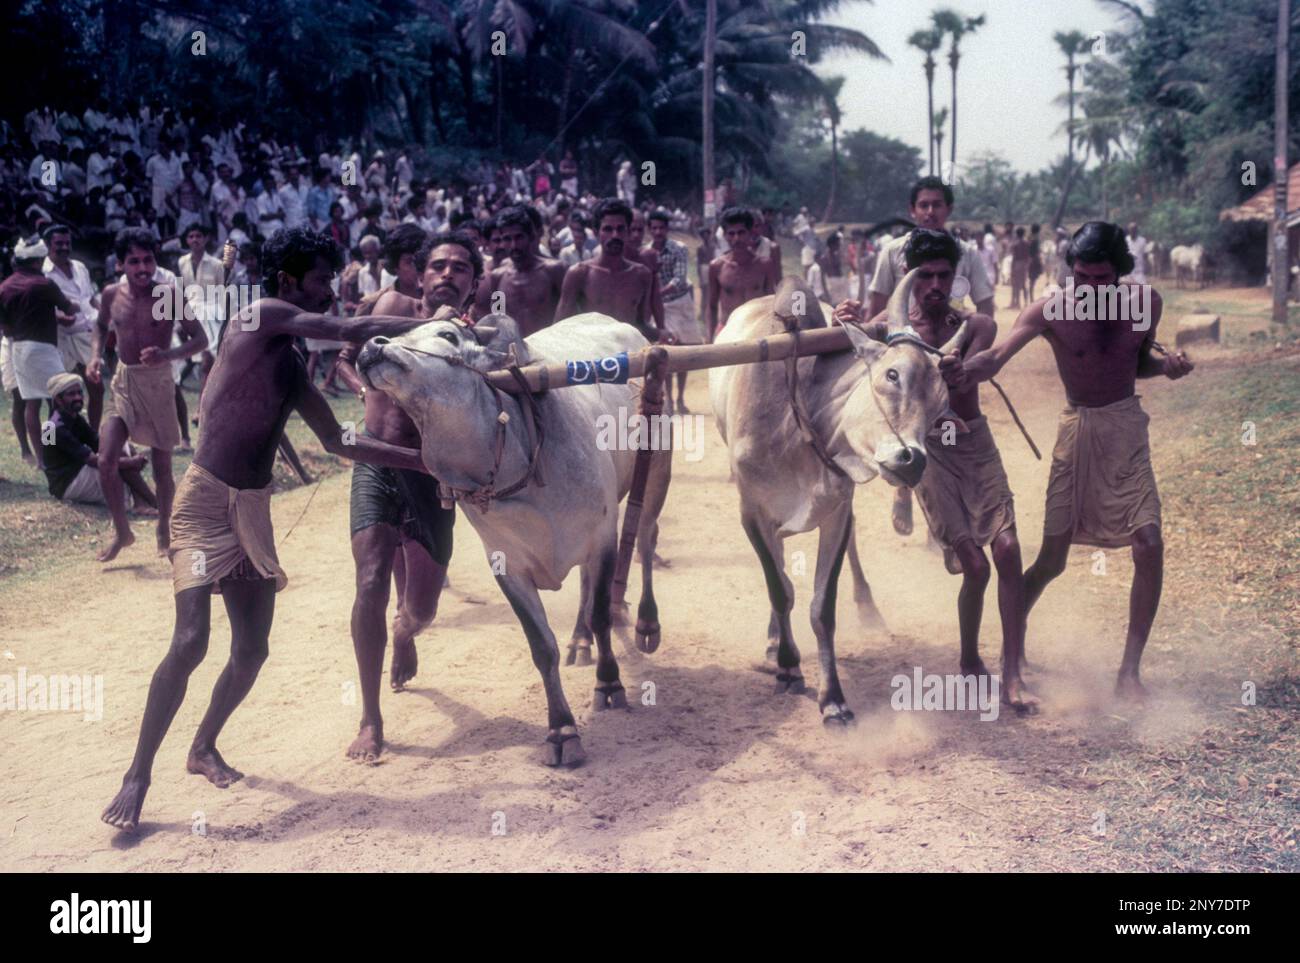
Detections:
[702, 0, 717, 228]
[1273, 0, 1291, 324]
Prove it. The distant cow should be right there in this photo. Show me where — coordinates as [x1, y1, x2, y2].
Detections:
[1170, 244, 1204, 289]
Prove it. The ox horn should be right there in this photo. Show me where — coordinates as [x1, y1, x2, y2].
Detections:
[939, 318, 969, 357]
[886, 267, 921, 332]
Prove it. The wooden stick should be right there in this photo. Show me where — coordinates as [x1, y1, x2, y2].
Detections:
[482, 326, 854, 394]
[611, 347, 668, 612]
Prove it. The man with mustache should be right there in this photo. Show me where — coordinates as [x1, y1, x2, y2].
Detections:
[102, 227, 433, 833]
[334, 231, 482, 763]
[41, 370, 157, 509]
[555, 197, 658, 341]
[838, 228, 1035, 711]
[474, 204, 565, 335]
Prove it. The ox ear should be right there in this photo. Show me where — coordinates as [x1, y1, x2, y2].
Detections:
[469, 312, 530, 369]
[840, 319, 887, 365]
[832, 450, 876, 484]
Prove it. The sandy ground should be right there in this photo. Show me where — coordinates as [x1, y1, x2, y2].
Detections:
[0, 310, 1290, 872]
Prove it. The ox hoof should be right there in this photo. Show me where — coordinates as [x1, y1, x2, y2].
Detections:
[542, 727, 586, 767]
[635, 621, 661, 653]
[592, 683, 628, 711]
[566, 643, 593, 667]
[821, 705, 857, 729]
[774, 671, 806, 695]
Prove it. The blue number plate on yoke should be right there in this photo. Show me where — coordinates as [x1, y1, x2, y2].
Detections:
[566, 352, 630, 386]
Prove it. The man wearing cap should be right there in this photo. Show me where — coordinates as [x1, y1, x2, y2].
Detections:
[41, 371, 157, 507]
[42, 224, 104, 428]
[0, 235, 77, 469]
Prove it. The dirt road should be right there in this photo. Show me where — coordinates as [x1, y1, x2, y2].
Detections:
[1, 310, 1294, 872]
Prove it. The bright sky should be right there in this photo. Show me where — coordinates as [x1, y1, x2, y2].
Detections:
[818, 0, 1128, 174]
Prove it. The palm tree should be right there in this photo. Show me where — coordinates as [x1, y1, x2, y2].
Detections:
[820, 75, 845, 221]
[907, 28, 943, 175]
[1050, 29, 1091, 227]
[931, 9, 986, 172]
[932, 106, 949, 170]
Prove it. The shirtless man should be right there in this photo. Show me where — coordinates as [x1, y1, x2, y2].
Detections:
[334, 232, 480, 762]
[101, 228, 432, 832]
[952, 221, 1193, 697]
[88, 228, 208, 561]
[836, 229, 1035, 709]
[474, 204, 564, 335]
[555, 197, 659, 341]
[867, 175, 997, 539]
[627, 208, 664, 332]
[706, 206, 775, 341]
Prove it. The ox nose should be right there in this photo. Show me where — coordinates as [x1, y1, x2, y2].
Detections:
[357, 339, 386, 373]
[886, 446, 927, 487]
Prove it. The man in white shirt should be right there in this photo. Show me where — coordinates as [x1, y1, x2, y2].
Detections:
[1123, 222, 1149, 284]
[42, 225, 103, 427]
[177, 222, 227, 394]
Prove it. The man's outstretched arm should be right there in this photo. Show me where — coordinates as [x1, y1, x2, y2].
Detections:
[952, 300, 1049, 387]
[248, 299, 429, 343]
[293, 372, 427, 472]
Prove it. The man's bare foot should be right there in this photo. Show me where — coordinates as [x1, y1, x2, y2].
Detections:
[1115, 671, 1148, 701]
[390, 637, 418, 691]
[346, 722, 384, 763]
[156, 522, 170, 557]
[652, 551, 671, 569]
[678, 400, 690, 414]
[1002, 674, 1040, 712]
[892, 490, 913, 536]
[130, 504, 159, 518]
[21, 451, 35, 466]
[101, 776, 150, 833]
[177, 440, 193, 453]
[186, 746, 244, 788]
[97, 530, 135, 562]
[960, 657, 992, 679]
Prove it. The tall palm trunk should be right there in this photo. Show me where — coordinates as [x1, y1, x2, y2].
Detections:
[925, 57, 936, 175]
[1051, 54, 1079, 229]
[822, 121, 838, 222]
[948, 49, 959, 169]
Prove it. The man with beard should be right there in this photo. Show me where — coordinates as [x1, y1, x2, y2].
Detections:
[335, 232, 481, 762]
[555, 197, 658, 341]
[473, 204, 565, 335]
[101, 228, 435, 833]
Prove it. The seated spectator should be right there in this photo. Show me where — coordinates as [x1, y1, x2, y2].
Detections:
[41, 372, 156, 508]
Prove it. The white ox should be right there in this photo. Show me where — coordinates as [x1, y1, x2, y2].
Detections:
[709, 271, 963, 725]
[357, 312, 669, 767]
[1170, 243, 1204, 288]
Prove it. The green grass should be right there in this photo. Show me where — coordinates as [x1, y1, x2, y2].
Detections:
[0, 378, 363, 587]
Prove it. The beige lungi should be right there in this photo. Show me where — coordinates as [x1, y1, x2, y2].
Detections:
[661, 295, 702, 345]
[1043, 395, 1162, 548]
[914, 415, 1016, 551]
[102, 362, 181, 450]
[170, 463, 288, 595]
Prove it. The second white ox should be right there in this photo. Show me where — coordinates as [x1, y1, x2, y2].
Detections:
[709, 271, 964, 725]
[357, 312, 668, 767]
